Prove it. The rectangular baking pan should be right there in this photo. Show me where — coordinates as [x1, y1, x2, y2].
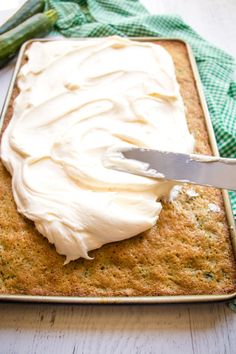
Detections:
[0, 37, 235, 304]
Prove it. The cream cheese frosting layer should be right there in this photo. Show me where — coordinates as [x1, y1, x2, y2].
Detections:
[1, 37, 194, 263]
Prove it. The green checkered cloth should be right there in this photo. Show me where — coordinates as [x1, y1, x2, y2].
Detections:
[46, 0, 236, 215]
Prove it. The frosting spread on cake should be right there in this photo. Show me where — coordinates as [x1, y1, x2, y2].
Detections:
[1, 37, 194, 263]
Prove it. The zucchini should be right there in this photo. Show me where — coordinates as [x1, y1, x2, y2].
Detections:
[0, 10, 57, 69]
[0, 0, 45, 35]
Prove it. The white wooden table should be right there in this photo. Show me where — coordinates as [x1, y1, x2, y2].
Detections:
[0, 1, 236, 353]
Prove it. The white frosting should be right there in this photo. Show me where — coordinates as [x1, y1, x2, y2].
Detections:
[208, 203, 221, 213]
[186, 188, 199, 198]
[1, 37, 194, 263]
[169, 185, 183, 202]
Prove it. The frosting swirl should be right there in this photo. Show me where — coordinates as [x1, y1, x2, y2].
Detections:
[1, 37, 194, 263]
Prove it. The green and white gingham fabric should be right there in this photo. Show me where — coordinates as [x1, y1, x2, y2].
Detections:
[46, 0, 236, 215]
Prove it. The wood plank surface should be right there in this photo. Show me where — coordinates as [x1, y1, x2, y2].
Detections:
[0, 1, 236, 353]
[0, 303, 235, 354]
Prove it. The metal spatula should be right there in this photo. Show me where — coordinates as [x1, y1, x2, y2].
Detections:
[104, 147, 236, 191]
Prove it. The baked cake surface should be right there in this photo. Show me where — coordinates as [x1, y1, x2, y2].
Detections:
[0, 39, 235, 297]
